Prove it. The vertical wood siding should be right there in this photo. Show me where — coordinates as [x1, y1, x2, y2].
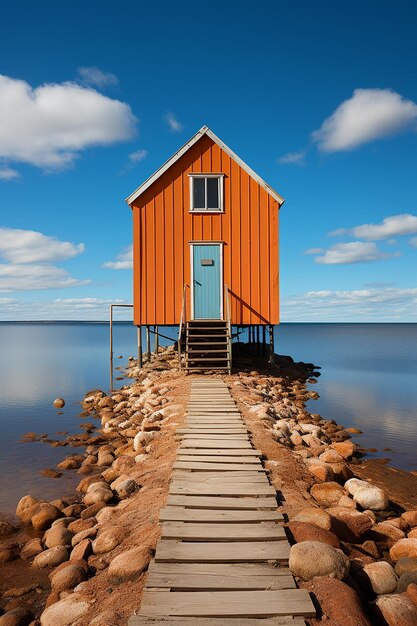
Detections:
[132, 134, 280, 326]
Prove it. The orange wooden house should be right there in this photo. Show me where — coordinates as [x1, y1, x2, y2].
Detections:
[126, 126, 285, 372]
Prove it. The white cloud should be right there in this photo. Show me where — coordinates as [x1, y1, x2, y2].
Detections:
[0, 74, 137, 169]
[283, 287, 417, 322]
[0, 228, 84, 263]
[312, 88, 417, 152]
[0, 167, 19, 180]
[314, 241, 396, 264]
[304, 247, 324, 255]
[278, 150, 306, 165]
[164, 112, 183, 133]
[410, 237, 417, 247]
[330, 214, 417, 240]
[76, 66, 118, 88]
[0, 297, 130, 320]
[103, 244, 133, 270]
[129, 149, 148, 163]
[0, 264, 90, 292]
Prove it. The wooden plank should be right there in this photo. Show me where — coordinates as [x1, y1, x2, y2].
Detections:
[177, 429, 247, 434]
[160, 522, 286, 541]
[173, 462, 265, 472]
[179, 440, 252, 449]
[146, 569, 295, 591]
[169, 483, 275, 497]
[159, 507, 284, 523]
[176, 449, 261, 457]
[172, 472, 268, 483]
[180, 434, 250, 440]
[175, 455, 261, 464]
[129, 617, 307, 626]
[148, 562, 291, 577]
[139, 589, 314, 617]
[166, 496, 277, 510]
[154, 540, 291, 564]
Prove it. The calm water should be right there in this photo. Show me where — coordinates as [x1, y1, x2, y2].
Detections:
[0, 322, 416, 515]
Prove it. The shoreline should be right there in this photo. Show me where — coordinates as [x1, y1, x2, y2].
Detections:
[1, 344, 417, 624]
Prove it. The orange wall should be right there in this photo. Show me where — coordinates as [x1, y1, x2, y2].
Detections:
[132, 134, 280, 326]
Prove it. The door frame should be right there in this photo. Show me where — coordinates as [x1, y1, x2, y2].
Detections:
[189, 241, 224, 321]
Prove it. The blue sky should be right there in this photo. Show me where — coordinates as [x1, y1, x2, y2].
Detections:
[0, 0, 416, 321]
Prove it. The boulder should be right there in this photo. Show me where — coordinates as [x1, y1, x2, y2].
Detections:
[70, 538, 92, 561]
[76, 475, 102, 494]
[71, 526, 97, 547]
[108, 546, 151, 581]
[292, 507, 331, 531]
[53, 398, 65, 408]
[31, 503, 62, 530]
[44, 525, 73, 548]
[80, 502, 105, 519]
[0, 607, 32, 626]
[345, 478, 388, 510]
[331, 441, 355, 459]
[372, 521, 406, 544]
[310, 482, 346, 508]
[20, 537, 43, 560]
[112, 456, 135, 472]
[376, 593, 417, 625]
[304, 576, 373, 626]
[363, 561, 398, 594]
[288, 521, 340, 548]
[406, 583, 417, 608]
[83, 482, 113, 506]
[40, 597, 90, 626]
[307, 461, 334, 482]
[67, 518, 96, 535]
[398, 571, 417, 592]
[402, 511, 417, 528]
[92, 528, 124, 554]
[328, 507, 373, 543]
[15, 495, 40, 524]
[289, 541, 350, 581]
[395, 557, 417, 577]
[345, 477, 369, 495]
[115, 479, 138, 499]
[50, 564, 86, 593]
[319, 449, 344, 464]
[390, 539, 417, 561]
[328, 462, 354, 483]
[32, 546, 68, 568]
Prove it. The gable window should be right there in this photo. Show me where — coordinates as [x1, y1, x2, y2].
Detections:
[189, 174, 224, 212]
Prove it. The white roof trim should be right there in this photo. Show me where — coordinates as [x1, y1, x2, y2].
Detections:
[125, 125, 285, 207]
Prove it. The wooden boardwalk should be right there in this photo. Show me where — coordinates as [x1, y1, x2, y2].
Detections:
[129, 380, 315, 625]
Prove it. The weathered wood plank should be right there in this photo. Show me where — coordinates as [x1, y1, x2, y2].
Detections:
[148, 562, 291, 576]
[177, 429, 247, 435]
[146, 570, 295, 591]
[154, 540, 290, 563]
[180, 434, 250, 440]
[173, 462, 265, 472]
[169, 483, 276, 497]
[176, 449, 261, 456]
[159, 507, 284, 523]
[175, 455, 261, 464]
[129, 618, 307, 626]
[166, 495, 277, 510]
[139, 589, 314, 617]
[179, 440, 252, 449]
[172, 472, 267, 482]
[160, 521, 286, 541]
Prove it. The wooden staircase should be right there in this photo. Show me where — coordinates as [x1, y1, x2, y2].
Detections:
[185, 320, 231, 374]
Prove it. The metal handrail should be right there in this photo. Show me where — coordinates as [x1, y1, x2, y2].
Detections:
[178, 283, 189, 368]
[224, 284, 232, 374]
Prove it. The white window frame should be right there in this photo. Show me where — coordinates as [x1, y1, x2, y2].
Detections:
[188, 174, 224, 213]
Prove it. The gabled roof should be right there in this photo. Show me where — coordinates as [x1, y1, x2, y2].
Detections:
[126, 125, 285, 207]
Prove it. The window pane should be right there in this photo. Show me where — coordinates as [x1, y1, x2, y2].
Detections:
[207, 177, 219, 209]
[193, 177, 205, 209]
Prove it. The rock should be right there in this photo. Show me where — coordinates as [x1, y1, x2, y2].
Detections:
[395, 558, 417, 577]
[92, 528, 124, 554]
[398, 571, 417, 592]
[402, 511, 417, 528]
[68, 518, 96, 534]
[97, 449, 114, 467]
[133, 431, 154, 451]
[31, 503, 61, 530]
[108, 546, 151, 581]
[345, 478, 368, 495]
[70, 538, 92, 561]
[57, 457, 80, 470]
[328, 507, 373, 543]
[328, 462, 354, 483]
[376, 593, 417, 625]
[408, 529, 417, 539]
[319, 449, 344, 464]
[289, 541, 350, 581]
[345, 478, 389, 510]
[80, 502, 105, 519]
[331, 441, 355, 459]
[53, 398, 65, 408]
[0, 607, 32, 626]
[304, 577, 373, 626]
[308, 462, 334, 482]
[406, 583, 417, 607]
[363, 561, 398, 594]
[61, 504, 84, 518]
[15, 495, 40, 524]
[32, 546, 68, 568]
[40, 597, 91, 626]
[76, 475, 103, 494]
[390, 539, 417, 561]
[0, 545, 17, 563]
[112, 455, 135, 472]
[115, 478, 138, 499]
[310, 482, 346, 508]
[0, 520, 16, 536]
[3, 584, 37, 597]
[71, 526, 97, 546]
[292, 507, 331, 531]
[44, 525, 73, 548]
[83, 482, 113, 506]
[50, 564, 86, 592]
[40, 468, 62, 479]
[372, 521, 406, 544]
[288, 521, 340, 548]
[20, 538, 43, 560]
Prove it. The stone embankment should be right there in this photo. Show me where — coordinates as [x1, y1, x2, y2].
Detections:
[0, 343, 416, 625]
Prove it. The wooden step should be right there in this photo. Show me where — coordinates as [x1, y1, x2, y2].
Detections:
[154, 540, 291, 564]
[169, 482, 275, 497]
[159, 507, 283, 523]
[130, 617, 308, 625]
[160, 522, 286, 542]
[166, 495, 277, 509]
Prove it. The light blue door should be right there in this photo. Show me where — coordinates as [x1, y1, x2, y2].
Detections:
[193, 244, 221, 319]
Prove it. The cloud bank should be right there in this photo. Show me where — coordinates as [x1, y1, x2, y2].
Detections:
[329, 213, 417, 240]
[103, 245, 133, 270]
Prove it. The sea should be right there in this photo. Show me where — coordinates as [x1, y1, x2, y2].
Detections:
[0, 322, 416, 515]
